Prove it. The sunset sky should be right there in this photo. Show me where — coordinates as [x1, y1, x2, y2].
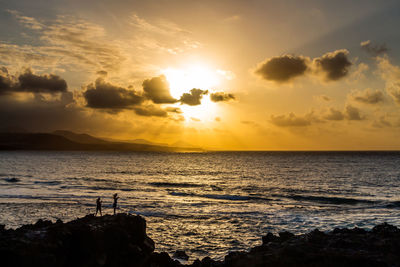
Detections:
[1, 0, 400, 150]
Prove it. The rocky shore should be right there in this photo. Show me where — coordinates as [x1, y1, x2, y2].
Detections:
[1, 214, 400, 267]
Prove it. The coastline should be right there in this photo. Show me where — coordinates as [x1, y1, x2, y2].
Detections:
[1, 213, 400, 267]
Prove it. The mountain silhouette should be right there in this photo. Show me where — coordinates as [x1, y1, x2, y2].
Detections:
[0, 131, 202, 152]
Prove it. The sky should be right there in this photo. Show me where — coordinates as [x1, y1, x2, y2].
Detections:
[1, 0, 400, 150]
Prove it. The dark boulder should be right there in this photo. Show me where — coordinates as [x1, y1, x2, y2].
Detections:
[173, 250, 189, 261]
[0, 213, 156, 267]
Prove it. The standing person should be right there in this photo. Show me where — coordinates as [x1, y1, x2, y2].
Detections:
[95, 197, 102, 216]
[112, 193, 119, 215]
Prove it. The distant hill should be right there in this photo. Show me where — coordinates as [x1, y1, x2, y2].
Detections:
[131, 139, 169, 147]
[171, 140, 196, 148]
[0, 132, 203, 152]
[53, 130, 109, 145]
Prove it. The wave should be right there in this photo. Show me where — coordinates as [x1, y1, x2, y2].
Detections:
[4, 178, 20, 183]
[284, 194, 376, 205]
[168, 191, 271, 201]
[384, 201, 400, 208]
[34, 181, 61, 185]
[149, 182, 203, 188]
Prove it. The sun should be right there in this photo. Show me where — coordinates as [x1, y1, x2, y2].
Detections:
[162, 63, 222, 122]
[162, 63, 220, 99]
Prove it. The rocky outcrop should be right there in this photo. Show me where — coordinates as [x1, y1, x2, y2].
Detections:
[218, 223, 400, 267]
[0, 214, 177, 267]
[1, 214, 400, 267]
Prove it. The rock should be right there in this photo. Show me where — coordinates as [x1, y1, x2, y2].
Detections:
[262, 232, 277, 244]
[372, 222, 400, 235]
[173, 250, 189, 261]
[0, 213, 155, 267]
[278, 230, 295, 241]
[2, 215, 400, 267]
[148, 252, 177, 267]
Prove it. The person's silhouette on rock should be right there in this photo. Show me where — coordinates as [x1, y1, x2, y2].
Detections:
[96, 197, 102, 216]
[113, 193, 119, 215]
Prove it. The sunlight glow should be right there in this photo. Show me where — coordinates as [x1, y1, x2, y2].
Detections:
[162, 63, 220, 99]
[161, 63, 222, 123]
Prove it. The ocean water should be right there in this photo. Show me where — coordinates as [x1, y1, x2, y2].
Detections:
[0, 151, 400, 261]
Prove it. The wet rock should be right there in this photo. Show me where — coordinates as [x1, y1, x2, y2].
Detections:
[173, 250, 189, 261]
[2, 215, 400, 267]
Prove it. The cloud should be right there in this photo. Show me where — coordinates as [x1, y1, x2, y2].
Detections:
[323, 108, 345, 121]
[345, 105, 363, 120]
[313, 49, 352, 81]
[16, 69, 67, 93]
[324, 105, 364, 121]
[314, 95, 331, 102]
[96, 70, 108, 77]
[387, 84, 400, 104]
[270, 112, 316, 127]
[372, 116, 392, 128]
[255, 55, 309, 83]
[142, 75, 177, 104]
[0, 71, 13, 94]
[129, 13, 201, 55]
[4, 11, 125, 72]
[210, 92, 236, 102]
[376, 57, 400, 105]
[7, 9, 44, 30]
[272, 105, 364, 127]
[180, 88, 208, 106]
[254, 49, 352, 84]
[361, 40, 388, 56]
[0, 67, 67, 94]
[350, 89, 384, 104]
[84, 78, 144, 110]
[133, 105, 168, 117]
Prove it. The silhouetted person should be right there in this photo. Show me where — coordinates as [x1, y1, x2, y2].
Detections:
[96, 197, 102, 216]
[113, 193, 119, 215]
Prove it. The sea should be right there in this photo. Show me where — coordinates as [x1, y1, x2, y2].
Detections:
[0, 151, 400, 261]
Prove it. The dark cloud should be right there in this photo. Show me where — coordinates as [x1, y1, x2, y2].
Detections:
[0, 67, 67, 94]
[210, 92, 236, 102]
[270, 112, 315, 127]
[0, 73, 13, 94]
[361, 40, 388, 56]
[84, 78, 144, 110]
[0, 92, 79, 132]
[345, 105, 363, 120]
[323, 105, 365, 121]
[133, 105, 168, 117]
[142, 75, 177, 104]
[165, 107, 182, 114]
[255, 55, 309, 83]
[16, 70, 67, 93]
[323, 108, 345, 121]
[351, 89, 384, 104]
[314, 49, 352, 81]
[180, 88, 208, 106]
